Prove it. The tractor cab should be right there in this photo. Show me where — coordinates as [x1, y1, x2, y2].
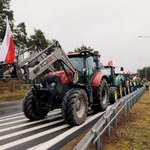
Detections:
[50, 50, 101, 85]
[67, 51, 100, 84]
[101, 66, 115, 85]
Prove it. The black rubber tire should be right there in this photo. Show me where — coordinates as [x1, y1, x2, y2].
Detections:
[109, 87, 118, 104]
[62, 88, 88, 126]
[92, 79, 109, 112]
[23, 91, 48, 120]
[118, 83, 123, 98]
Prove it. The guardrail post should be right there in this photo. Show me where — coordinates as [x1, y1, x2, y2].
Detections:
[123, 100, 127, 126]
[95, 136, 101, 150]
[92, 129, 100, 150]
[128, 98, 131, 112]
[127, 99, 129, 113]
[130, 97, 133, 108]
[135, 94, 137, 104]
[113, 108, 117, 127]
[105, 117, 110, 136]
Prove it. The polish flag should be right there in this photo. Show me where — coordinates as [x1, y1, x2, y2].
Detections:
[0, 17, 15, 63]
[108, 60, 113, 66]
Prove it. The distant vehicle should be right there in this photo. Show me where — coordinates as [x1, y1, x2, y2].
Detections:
[101, 66, 129, 103]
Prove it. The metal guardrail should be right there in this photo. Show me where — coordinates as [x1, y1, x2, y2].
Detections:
[74, 87, 145, 150]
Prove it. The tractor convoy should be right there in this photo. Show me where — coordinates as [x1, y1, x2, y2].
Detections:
[0, 40, 146, 126]
[101, 65, 130, 104]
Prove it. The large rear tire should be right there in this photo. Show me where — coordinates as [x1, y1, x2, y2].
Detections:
[23, 92, 48, 120]
[119, 84, 123, 98]
[92, 79, 109, 112]
[109, 87, 118, 104]
[62, 88, 88, 126]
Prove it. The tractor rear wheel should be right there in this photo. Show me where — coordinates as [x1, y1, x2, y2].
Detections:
[23, 91, 48, 120]
[119, 84, 123, 98]
[62, 88, 88, 126]
[109, 87, 118, 104]
[92, 79, 109, 112]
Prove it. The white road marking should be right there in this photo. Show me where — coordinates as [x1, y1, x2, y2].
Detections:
[0, 109, 61, 121]
[0, 106, 112, 150]
[0, 113, 23, 120]
[0, 110, 61, 122]
[0, 118, 29, 127]
[0, 115, 25, 122]
[0, 114, 62, 133]
[0, 118, 64, 140]
[28, 111, 106, 150]
[0, 124, 69, 150]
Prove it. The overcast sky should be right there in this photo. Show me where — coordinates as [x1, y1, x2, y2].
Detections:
[11, 0, 150, 72]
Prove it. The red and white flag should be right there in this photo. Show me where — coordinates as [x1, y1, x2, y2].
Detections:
[107, 60, 113, 66]
[0, 17, 15, 63]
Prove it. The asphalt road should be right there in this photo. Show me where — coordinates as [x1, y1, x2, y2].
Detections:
[0, 100, 22, 117]
[0, 101, 107, 150]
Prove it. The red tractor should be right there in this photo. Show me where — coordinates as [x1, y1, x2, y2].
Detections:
[0, 41, 109, 126]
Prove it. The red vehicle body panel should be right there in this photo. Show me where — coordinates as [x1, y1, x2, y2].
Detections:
[91, 72, 104, 87]
[47, 71, 73, 84]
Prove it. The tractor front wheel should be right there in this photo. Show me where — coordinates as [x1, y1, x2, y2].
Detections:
[62, 88, 88, 126]
[23, 91, 48, 120]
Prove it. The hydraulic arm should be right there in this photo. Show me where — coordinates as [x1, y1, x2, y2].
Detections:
[0, 41, 78, 83]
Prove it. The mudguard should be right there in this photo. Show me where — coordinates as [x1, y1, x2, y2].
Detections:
[91, 72, 107, 87]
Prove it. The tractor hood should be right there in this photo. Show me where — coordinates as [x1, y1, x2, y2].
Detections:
[46, 70, 73, 84]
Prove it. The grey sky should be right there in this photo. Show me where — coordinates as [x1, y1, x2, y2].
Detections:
[11, 0, 150, 72]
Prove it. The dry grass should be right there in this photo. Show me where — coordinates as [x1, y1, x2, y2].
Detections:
[0, 89, 30, 102]
[102, 90, 150, 150]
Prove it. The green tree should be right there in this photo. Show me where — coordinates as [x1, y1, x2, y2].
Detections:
[27, 29, 49, 50]
[0, 0, 14, 42]
[137, 67, 150, 81]
[0, 0, 50, 54]
[13, 22, 27, 52]
[74, 45, 93, 52]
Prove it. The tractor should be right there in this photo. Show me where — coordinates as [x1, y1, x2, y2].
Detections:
[0, 41, 109, 126]
[101, 65, 128, 104]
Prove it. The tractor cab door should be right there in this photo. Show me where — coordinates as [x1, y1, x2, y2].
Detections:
[69, 57, 85, 83]
[85, 56, 97, 84]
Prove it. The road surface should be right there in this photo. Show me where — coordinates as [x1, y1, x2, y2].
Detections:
[0, 101, 106, 150]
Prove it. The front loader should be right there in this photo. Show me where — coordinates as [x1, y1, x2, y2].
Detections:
[0, 40, 109, 126]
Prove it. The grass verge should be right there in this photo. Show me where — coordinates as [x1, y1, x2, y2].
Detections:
[0, 89, 30, 102]
[102, 90, 150, 150]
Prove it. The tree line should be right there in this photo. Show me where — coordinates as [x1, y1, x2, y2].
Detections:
[138, 67, 150, 81]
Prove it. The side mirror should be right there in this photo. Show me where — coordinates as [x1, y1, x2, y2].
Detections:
[93, 55, 98, 62]
[93, 51, 100, 63]
[121, 67, 124, 71]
